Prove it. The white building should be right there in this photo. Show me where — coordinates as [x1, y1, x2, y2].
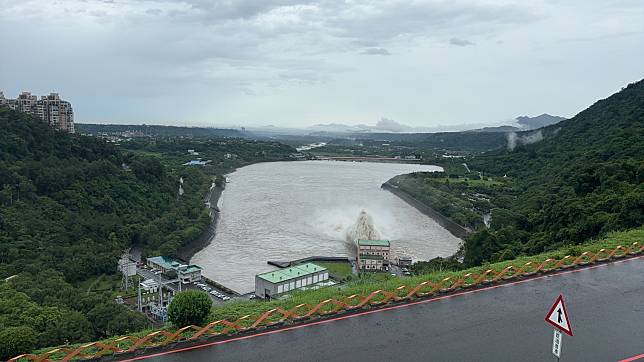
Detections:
[255, 263, 329, 299]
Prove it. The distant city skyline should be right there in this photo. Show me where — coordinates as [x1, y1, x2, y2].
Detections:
[1, 0, 643, 128]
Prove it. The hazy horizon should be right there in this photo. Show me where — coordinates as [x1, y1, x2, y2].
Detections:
[1, 0, 643, 128]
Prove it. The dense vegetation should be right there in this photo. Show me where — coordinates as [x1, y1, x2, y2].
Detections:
[168, 290, 212, 327]
[389, 163, 517, 230]
[393, 80, 643, 266]
[342, 131, 508, 152]
[0, 108, 296, 358]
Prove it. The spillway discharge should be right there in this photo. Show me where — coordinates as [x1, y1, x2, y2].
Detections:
[346, 210, 381, 244]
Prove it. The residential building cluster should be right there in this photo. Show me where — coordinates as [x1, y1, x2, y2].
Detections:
[0, 91, 75, 133]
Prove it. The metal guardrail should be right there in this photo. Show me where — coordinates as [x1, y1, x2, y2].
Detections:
[10, 242, 643, 362]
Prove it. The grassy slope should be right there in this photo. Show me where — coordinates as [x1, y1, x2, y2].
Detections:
[316, 262, 353, 280]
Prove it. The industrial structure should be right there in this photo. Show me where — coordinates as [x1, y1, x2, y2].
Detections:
[357, 239, 390, 271]
[118, 254, 137, 290]
[255, 263, 329, 299]
[146, 256, 202, 284]
[0, 91, 75, 133]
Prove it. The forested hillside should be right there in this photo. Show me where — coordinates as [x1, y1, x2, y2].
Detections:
[390, 80, 643, 266]
[462, 80, 643, 264]
[0, 108, 293, 358]
[346, 131, 508, 152]
[0, 109, 173, 357]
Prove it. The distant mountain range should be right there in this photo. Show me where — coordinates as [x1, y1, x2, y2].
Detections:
[468, 114, 566, 133]
[307, 114, 567, 135]
[77, 114, 567, 140]
[516, 114, 567, 129]
[306, 118, 439, 133]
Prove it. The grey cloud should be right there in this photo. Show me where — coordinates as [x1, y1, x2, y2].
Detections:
[145, 8, 163, 16]
[176, 0, 318, 22]
[361, 48, 390, 56]
[89, 10, 107, 17]
[450, 38, 475, 46]
[2, 0, 641, 125]
[0, 0, 542, 109]
[351, 40, 379, 47]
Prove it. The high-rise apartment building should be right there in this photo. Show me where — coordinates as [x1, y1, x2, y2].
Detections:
[0, 91, 75, 133]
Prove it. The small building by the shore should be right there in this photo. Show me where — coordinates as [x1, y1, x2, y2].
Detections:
[357, 239, 390, 271]
[255, 263, 329, 299]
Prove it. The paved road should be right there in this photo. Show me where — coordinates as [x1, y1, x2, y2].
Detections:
[127, 257, 644, 362]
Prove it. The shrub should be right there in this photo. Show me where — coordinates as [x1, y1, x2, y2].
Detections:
[168, 290, 212, 327]
[0, 326, 37, 361]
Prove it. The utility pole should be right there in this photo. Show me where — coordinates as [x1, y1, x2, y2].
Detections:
[138, 280, 142, 312]
[155, 271, 163, 307]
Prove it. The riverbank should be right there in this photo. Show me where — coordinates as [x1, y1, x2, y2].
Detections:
[381, 181, 472, 239]
[175, 159, 289, 262]
[175, 182, 224, 261]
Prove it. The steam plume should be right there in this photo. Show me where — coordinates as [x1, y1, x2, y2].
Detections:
[507, 130, 544, 150]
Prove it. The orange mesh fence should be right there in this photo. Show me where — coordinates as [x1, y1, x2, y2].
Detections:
[9, 242, 643, 362]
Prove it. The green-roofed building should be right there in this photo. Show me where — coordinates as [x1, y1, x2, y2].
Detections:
[357, 239, 391, 271]
[146, 256, 202, 284]
[357, 239, 390, 247]
[255, 263, 329, 299]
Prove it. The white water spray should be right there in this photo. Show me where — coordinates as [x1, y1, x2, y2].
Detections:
[346, 210, 381, 243]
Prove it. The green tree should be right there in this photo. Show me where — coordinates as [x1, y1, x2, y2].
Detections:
[168, 291, 212, 327]
[42, 310, 95, 347]
[87, 303, 149, 338]
[0, 326, 37, 361]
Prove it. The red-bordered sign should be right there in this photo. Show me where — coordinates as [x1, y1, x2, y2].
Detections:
[545, 294, 573, 336]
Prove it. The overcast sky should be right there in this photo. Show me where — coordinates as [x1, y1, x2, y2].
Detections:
[1, 0, 643, 128]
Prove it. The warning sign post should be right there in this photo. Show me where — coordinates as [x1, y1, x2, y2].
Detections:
[552, 329, 562, 359]
[545, 294, 573, 361]
[545, 294, 573, 336]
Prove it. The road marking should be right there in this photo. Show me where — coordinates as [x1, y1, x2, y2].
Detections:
[119, 255, 644, 362]
[620, 353, 644, 362]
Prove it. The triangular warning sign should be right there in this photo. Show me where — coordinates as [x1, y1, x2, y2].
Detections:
[545, 294, 573, 336]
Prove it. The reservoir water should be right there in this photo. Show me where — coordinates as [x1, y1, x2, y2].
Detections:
[192, 161, 462, 293]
